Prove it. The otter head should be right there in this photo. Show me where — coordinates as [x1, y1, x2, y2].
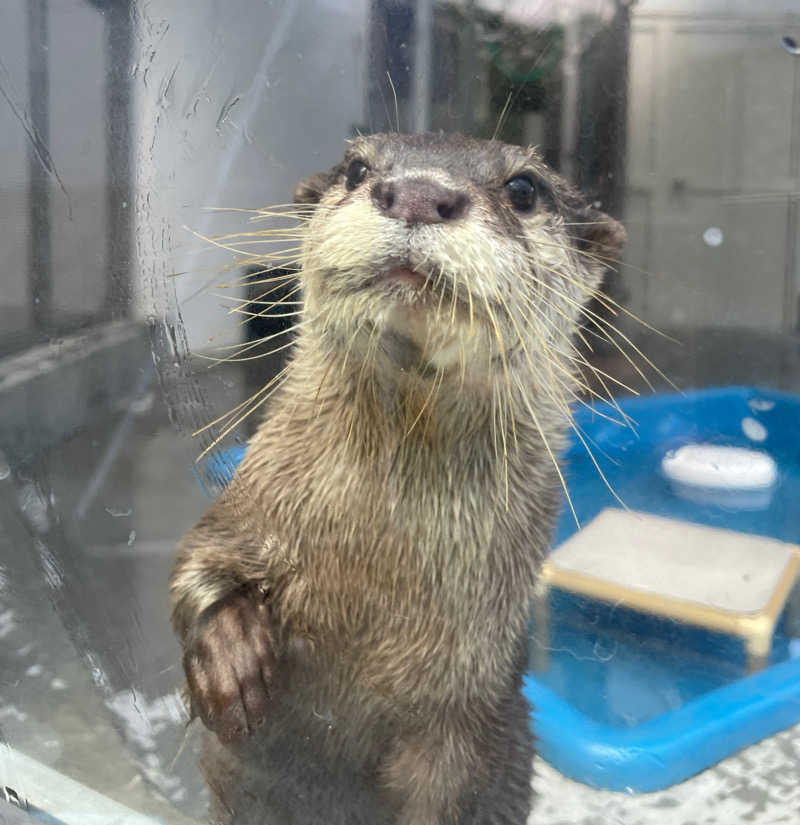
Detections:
[294, 133, 624, 391]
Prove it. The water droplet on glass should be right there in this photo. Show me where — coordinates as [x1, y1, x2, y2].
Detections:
[0, 451, 10, 481]
[703, 226, 723, 247]
[105, 506, 133, 518]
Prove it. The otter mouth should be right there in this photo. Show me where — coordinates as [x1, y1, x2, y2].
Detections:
[372, 266, 430, 291]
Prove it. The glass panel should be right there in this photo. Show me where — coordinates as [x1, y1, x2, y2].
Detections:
[1, 1, 798, 822]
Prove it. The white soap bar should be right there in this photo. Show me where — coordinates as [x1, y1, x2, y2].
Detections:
[661, 444, 777, 491]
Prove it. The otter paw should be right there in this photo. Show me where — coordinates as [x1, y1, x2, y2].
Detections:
[183, 589, 275, 744]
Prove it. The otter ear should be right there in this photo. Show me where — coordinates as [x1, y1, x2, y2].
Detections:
[293, 162, 346, 205]
[293, 173, 331, 205]
[577, 208, 627, 263]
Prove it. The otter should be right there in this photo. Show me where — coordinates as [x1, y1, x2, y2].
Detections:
[170, 132, 625, 825]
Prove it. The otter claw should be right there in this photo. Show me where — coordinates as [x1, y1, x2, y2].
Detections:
[183, 589, 275, 742]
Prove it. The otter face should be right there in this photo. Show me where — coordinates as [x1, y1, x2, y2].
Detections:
[295, 133, 624, 385]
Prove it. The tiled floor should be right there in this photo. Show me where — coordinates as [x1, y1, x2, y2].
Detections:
[1, 326, 799, 824]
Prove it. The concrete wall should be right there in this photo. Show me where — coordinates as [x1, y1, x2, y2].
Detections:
[625, 2, 800, 331]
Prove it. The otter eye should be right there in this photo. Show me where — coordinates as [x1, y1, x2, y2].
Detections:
[345, 159, 369, 191]
[505, 175, 537, 212]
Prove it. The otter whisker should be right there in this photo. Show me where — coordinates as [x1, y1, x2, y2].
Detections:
[208, 241, 305, 254]
[249, 209, 320, 221]
[204, 335, 299, 364]
[368, 332, 381, 411]
[203, 201, 313, 212]
[213, 316, 306, 352]
[218, 282, 300, 309]
[234, 283, 304, 315]
[458, 336, 467, 391]
[201, 205, 271, 216]
[477, 275, 518, 453]
[227, 306, 303, 320]
[540, 367, 632, 430]
[527, 237, 680, 342]
[523, 263, 672, 392]
[564, 353, 640, 422]
[183, 225, 290, 259]
[338, 311, 372, 379]
[473, 272, 515, 501]
[221, 291, 300, 312]
[487, 381, 509, 508]
[193, 363, 292, 439]
[210, 239, 306, 250]
[492, 90, 514, 142]
[210, 248, 303, 267]
[386, 71, 401, 133]
[232, 299, 304, 330]
[434, 266, 449, 319]
[313, 351, 337, 421]
[513, 373, 580, 528]
[241, 263, 302, 278]
[449, 270, 460, 328]
[523, 228, 621, 267]
[516, 290, 634, 414]
[421, 368, 446, 442]
[223, 298, 304, 309]
[560, 220, 619, 227]
[562, 413, 628, 510]
[233, 271, 304, 288]
[211, 227, 307, 241]
[212, 261, 302, 289]
[403, 366, 444, 440]
[487, 377, 501, 491]
[348, 322, 383, 444]
[221, 290, 301, 309]
[196, 366, 292, 460]
[517, 288, 641, 415]
[199, 206, 312, 226]
[574, 299, 678, 392]
[492, 287, 611, 502]
[536, 364, 630, 485]
[197, 319, 305, 366]
[495, 276, 639, 457]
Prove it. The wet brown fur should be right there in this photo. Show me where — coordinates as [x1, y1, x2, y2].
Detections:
[171, 133, 625, 824]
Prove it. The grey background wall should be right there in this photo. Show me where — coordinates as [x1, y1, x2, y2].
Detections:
[625, 0, 800, 332]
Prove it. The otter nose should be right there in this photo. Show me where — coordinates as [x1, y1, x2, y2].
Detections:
[371, 178, 469, 224]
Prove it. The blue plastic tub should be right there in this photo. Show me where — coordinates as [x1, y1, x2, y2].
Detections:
[525, 386, 800, 791]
